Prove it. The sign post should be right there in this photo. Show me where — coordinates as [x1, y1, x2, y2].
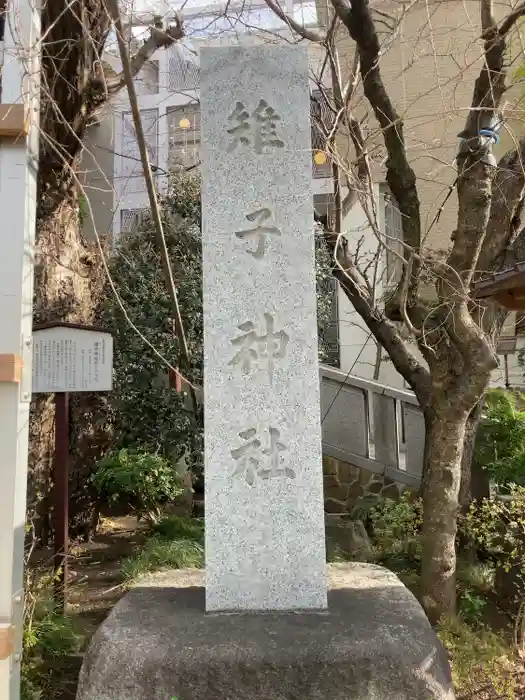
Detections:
[33, 323, 113, 609]
[53, 391, 69, 606]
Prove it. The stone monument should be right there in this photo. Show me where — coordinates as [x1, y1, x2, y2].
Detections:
[201, 44, 326, 612]
[76, 45, 455, 700]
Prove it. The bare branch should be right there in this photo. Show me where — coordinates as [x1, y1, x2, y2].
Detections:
[479, 141, 525, 272]
[262, 0, 324, 42]
[103, 15, 184, 94]
[450, 0, 517, 283]
[322, 228, 431, 404]
[330, 0, 421, 260]
[499, 1, 525, 37]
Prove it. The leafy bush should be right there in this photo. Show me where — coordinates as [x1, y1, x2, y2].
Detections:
[474, 390, 525, 487]
[92, 449, 183, 522]
[22, 571, 83, 700]
[99, 174, 204, 468]
[461, 488, 525, 616]
[369, 493, 423, 570]
[462, 487, 525, 562]
[459, 590, 487, 625]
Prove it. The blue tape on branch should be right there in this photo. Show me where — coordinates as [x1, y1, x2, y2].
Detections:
[479, 128, 499, 144]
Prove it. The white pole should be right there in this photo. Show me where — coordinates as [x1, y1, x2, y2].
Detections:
[0, 0, 41, 696]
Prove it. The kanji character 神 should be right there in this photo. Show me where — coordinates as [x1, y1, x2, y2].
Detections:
[229, 313, 289, 380]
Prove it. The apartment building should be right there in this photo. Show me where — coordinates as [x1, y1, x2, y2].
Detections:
[327, 0, 525, 389]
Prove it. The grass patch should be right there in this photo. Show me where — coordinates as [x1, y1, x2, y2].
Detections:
[152, 515, 204, 544]
[121, 516, 205, 583]
[438, 616, 517, 698]
[22, 588, 84, 700]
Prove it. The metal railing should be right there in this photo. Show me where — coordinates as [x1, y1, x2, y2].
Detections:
[320, 365, 425, 487]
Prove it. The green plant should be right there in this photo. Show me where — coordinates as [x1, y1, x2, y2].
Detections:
[22, 570, 83, 700]
[152, 515, 204, 544]
[459, 590, 487, 625]
[456, 559, 495, 594]
[99, 173, 334, 473]
[369, 493, 423, 571]
[93, 448, 183, 523]
[121, 536, 204, 583]
[474, 389, 525, 487]
[462, 487, 525, 562]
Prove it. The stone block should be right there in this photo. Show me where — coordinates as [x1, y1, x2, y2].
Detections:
[325, 519, 373, 561]
[323, 473, 340, 489]
[76, 565, 455, 700]
[324, 484, 349, 503]
[359, 469, 374, 486]
[368, 480, 384, 495]
[382, 483, 402, 499]
[323, 455, 339, 476]
[325, 497, 347, 514]
[337, 461, 361, 484]
[347, 481, 365, 502]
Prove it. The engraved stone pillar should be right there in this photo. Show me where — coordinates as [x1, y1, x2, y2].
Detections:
[201, 45, 327, 611]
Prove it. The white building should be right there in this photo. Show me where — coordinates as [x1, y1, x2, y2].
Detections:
[81, 0, 334, 241]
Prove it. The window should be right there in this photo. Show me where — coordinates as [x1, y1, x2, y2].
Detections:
[167, 104, 200, 171]
[310, 90, 332, 179]
[168, 44, 199, 92]
[384, 192, 403, 287]
[120, 208, 149, 235]
[120, 109, 158, 193]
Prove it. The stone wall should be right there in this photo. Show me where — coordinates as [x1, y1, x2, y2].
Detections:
[323, 455, 405, 516]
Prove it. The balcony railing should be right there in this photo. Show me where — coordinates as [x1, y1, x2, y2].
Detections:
[320, 366, 424, 487]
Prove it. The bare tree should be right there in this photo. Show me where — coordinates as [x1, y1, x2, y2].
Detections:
[264, 0, 525, 622]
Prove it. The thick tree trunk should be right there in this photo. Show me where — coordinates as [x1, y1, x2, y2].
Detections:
[29, 194, 108, 540]
[421, 401, 470, 624]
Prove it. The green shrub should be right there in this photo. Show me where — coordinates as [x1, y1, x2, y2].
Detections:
[475, 390, 525, 487]
[93, 449, 182, 523]
[121, 536, 204, 583]
[459, 590, 487, 625]
[456, 560, 495, 594]
[152, 515, 204, 544]
[462, 487, 525, 562]
[369, 493, 423, 570]
[22, 572, 83, 700]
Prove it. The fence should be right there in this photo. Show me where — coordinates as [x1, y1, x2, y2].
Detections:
[320, 365, 425, 488]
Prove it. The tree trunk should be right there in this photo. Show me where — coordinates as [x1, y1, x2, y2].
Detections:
[29, 193, 109, 540]
[421, 401, 469, 624]
[459, 399, 485, 508]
